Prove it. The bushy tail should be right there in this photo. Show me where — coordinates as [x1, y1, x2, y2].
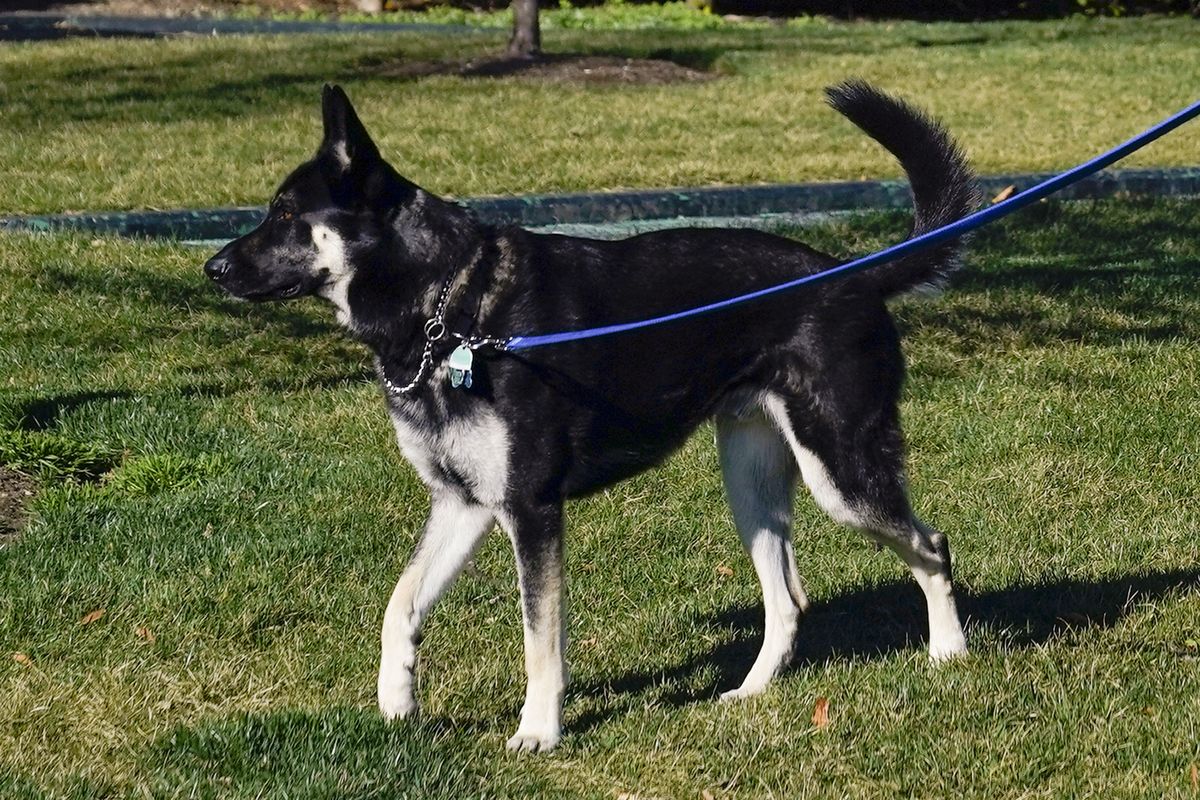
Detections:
[825, 79, 979, 297]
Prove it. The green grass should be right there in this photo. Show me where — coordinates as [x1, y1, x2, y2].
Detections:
[3, 15, 1200, 798]
[2, 17, 1199, 215]
[3, 197, 1200, 798]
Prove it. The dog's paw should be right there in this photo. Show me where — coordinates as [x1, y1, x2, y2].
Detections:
[718, 685, 765, 703]
[505, 730, 560, 753]
[928, 640, 968, 664]
[378, 690, 418, 721]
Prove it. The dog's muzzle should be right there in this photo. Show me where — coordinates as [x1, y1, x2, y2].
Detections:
[204, 255, 233, 281]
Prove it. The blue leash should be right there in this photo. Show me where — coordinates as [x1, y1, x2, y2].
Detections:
[504, 96, 1200, 352]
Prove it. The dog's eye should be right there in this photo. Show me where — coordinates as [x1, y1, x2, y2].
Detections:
[279, 210, 294, 221]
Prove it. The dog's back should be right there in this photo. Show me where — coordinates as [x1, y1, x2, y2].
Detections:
[480, 81, 978, 499]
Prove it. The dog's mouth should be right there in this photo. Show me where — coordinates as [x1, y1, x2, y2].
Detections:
[228, 279, 310, 303]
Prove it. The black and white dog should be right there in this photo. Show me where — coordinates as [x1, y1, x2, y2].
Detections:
[205, 81, 977, 752]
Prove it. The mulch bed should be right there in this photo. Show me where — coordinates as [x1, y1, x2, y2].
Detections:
[374, 53, 717, 85]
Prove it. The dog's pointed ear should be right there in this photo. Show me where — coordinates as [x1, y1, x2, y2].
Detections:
[320, 84, 381, 171]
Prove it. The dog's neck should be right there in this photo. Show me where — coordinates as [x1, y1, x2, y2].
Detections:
[340, 191, 486, 381]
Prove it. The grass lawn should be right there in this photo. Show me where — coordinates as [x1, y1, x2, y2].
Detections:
[3, 196, 1200, 798]
[1, 17, 1199, 215]
[3, 12, 1200, 799]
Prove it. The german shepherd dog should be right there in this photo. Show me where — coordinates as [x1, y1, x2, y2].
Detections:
[205, 81, 977, 751]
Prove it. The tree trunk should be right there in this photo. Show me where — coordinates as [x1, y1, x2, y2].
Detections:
[507, 0, 541, 59]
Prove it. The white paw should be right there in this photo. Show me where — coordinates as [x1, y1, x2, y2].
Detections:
[378, 687, 418, 721]
[505, 729, 560, 753]
[928, 636, 968, 664]
[719, 684, 766, 703]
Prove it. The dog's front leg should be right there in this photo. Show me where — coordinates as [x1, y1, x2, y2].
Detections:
[378, 492, 494, 720]
[501, 503, 567, 753]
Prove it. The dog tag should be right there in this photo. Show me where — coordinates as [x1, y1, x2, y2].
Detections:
[448, 344, 474, 389]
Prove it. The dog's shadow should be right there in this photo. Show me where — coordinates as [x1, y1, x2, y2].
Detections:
[569, 567, 1200, 733]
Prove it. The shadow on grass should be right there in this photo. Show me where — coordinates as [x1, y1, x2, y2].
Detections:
[912, 260, 1200, 347]
[22, 51, 359, 127]
[5, 258, 375, 428]
[10, 25, 785, 131]
[0, 707, 542, 797]
[9, 389, 139, 431]
[74, 566, 1197, 794]
[78, 70, 332, 125]
[862, 199, 1200, 347]
[570, 567, 1200, 732]
[30, 260, 359, 360]
[24, 39, 736, 129]
[5, 370, 375, 433]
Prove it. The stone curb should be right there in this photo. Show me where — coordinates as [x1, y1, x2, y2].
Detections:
[2, 167, 1198, 241]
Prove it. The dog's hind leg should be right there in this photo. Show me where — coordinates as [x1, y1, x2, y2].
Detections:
[888, 517, 967, 661]
[762, 392, 967, 662]
[500, 503, 568, 752]
[378, 491, 494, 721]
[715, 410, 809, 701]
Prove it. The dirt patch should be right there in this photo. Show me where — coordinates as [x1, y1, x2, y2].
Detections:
[0, 467, 36, 543]
[376, 53, 717, 85]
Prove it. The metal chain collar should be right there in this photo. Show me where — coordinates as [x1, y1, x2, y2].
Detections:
[379, 257, 510, 398]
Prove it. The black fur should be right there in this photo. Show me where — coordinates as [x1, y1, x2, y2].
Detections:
[205, 81, 977, 748]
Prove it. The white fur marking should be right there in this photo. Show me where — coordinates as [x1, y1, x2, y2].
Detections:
[499, 514, 567, 753]
[759, 396, 967, 663]
[389, 406, 510, 507]
[919, 567, 968, 661]
[311, 223, 354, 326]
[507, 588, 566, 751]
[331, 140, 351, 169]
[716, 413, 804, 700]
[378, 403, 512, 720]
[378, 496, 494, 720]
[909, 520, 968, 661]
[761, 393, 863, 528]
[793, 444, 860, 527]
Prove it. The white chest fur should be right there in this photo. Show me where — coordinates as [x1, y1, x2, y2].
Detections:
[388, 403, 511, 508]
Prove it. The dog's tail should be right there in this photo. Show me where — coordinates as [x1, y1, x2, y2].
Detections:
[825, 80, 979, 298]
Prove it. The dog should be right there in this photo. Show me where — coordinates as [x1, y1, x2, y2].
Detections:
[204, 80, 977, 752]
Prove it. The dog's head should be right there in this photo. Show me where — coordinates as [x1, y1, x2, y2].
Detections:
[204, 85, 424, 310]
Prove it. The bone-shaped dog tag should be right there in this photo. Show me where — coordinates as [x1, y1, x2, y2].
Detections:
[448, 344, 474, 388]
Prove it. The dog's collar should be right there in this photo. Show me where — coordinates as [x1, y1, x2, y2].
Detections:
[378, 246, 509, 397]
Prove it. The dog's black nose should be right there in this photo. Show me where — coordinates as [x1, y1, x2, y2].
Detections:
[204, 255, 232, 281]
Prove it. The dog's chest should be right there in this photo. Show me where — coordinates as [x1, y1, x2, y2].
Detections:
[387, 401, 510, 507]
